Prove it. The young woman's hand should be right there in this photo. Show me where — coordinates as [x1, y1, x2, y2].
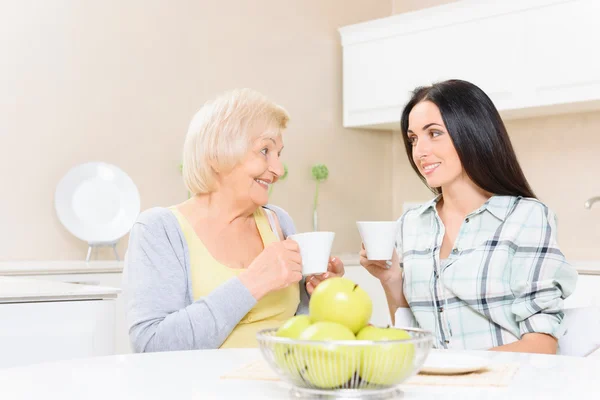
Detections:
[359, 243, 402, 284]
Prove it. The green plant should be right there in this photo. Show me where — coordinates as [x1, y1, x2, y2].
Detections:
[311, 163, 329, 214]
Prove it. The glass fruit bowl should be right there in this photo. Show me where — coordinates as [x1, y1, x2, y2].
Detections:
[256, 327, 433, 399]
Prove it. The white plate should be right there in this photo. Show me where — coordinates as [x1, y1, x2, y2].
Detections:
[420, 351, 490, 375]
[55, 162, 140, 244]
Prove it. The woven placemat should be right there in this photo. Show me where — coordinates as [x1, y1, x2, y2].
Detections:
[220, 360, 280, 381]
[220, 360, 519, 387]
[404, 363, 519, 387]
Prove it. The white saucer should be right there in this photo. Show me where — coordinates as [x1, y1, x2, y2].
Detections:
[420, 351, 490, 375]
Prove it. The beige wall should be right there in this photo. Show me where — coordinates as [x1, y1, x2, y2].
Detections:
[391, 0, 600, 260]
[392, 0, 458, 14]
[0, 0, 393, 261]
[506, 113, 600, 260]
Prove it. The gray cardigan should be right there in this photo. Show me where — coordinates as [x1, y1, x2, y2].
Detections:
[123, 204, 309, 353]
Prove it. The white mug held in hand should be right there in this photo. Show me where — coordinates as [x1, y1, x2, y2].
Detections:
[356, 221, 400, 260]
[288, 232, 335, 276]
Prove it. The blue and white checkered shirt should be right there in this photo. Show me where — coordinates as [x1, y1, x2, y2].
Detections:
[398, 195, 578, 350]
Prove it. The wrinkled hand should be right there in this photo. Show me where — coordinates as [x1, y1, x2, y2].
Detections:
[240, 238, 303, 300]
[305, 256, 345, 295]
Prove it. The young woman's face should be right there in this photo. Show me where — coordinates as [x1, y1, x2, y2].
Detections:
[407, 101, 463, 189]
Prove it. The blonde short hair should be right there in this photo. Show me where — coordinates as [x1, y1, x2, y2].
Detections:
[182, 89, 290, 195]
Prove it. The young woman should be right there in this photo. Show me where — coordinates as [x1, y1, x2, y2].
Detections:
[360, 80, 577, 354]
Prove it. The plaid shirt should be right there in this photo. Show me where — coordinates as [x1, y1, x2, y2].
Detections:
[398, 195, 578, 350]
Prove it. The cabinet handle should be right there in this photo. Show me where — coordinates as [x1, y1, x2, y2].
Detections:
[67, 281, 101, 286]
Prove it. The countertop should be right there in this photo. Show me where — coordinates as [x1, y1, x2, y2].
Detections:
[0, 276, 120, 303]
[0, 254, 598, 275]
[0, 260, 124, 276]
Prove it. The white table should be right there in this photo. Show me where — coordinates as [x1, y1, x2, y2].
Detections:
[0, 349, 598, 399]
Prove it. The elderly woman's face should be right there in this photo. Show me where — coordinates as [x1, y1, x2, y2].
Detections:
[221, 134, 285, 207]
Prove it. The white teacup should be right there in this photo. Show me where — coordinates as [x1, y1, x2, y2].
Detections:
[288, 232, 335, 276]
[356, 221, 400, 260]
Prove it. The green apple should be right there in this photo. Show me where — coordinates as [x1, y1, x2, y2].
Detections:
[273, 316, 312, 383]
[309, 277, 372, 334]
[297, 321, 357, 389]
[276, 315, 312, 338]
[356, 325, 415, 386]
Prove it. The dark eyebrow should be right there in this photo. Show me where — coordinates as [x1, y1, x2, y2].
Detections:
[407, 122, 443, 134]
[260, 137, 277, 146]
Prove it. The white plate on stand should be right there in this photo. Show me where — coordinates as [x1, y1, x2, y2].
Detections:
[420, 350, 490, 375]
[55, 162, 140, 247]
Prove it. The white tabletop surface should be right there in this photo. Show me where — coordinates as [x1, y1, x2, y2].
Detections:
[0, 348, 597, 399]
[0, 276, 119, 303]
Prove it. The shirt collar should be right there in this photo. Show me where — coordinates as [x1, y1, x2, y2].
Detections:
[415, 194, 518, 222]
[478, 195, 519, 221]
[415, 194, 442, 216]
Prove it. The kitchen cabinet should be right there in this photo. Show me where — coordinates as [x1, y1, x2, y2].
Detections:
[339, 0, 600, 130]
[24, 272, 130, 355]
[564, 274, 600, 308]
[0, 261, 130, 356]
[0, 276, 118, 369]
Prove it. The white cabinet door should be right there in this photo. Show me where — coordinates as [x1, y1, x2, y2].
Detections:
[24, 273, 130, 355]
[564, 274, 600, 309]
[0, 300, 115, 369]
[525, 0, 600, 105]
[340, 0, 600, 129]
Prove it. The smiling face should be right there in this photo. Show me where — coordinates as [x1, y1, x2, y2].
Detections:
[407, 101, 463, 189]
[218, 132, 285, 208]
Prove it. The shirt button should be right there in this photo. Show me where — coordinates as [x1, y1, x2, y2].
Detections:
[445, 340, 450, 344]
[465, 218, 470, 223]
[452, 248, 459, 254]
[438, 307, 444, 312]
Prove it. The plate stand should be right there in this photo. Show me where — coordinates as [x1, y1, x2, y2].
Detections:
[86, 241, 120, 262]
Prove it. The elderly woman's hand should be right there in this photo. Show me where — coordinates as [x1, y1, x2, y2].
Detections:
[305, 256, 345, 295]
[239, 238, 303, 300]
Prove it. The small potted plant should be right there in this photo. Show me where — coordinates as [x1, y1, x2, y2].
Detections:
[311, 163, 329, 231]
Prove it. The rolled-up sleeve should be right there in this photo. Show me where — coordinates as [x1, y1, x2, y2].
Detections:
[510, 204, 578, 339]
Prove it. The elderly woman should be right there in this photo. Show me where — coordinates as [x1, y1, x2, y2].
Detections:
[125, 89, 344, 352]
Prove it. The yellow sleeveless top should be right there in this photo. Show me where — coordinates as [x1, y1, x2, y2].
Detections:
[170, 207, 300, 348]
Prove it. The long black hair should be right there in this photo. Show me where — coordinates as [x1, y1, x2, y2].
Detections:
[400, 79, 536, 199]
